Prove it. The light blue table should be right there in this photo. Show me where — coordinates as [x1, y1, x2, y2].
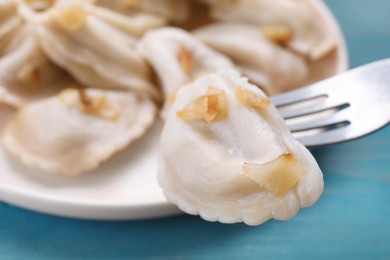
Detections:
[1, 1, 390, 259]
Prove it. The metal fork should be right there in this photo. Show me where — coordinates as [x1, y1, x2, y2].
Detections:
[271, 59, 390, 147]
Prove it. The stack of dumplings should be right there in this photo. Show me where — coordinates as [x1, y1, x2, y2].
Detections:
[0, 0, 334, 225]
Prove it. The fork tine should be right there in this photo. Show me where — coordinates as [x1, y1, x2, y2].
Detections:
[294, 126, 353, 147]
[271, 85, 327, 107]
[286, 109, 350, 132]
[272, 59, 390, 147]
[278, 98, 349, 119]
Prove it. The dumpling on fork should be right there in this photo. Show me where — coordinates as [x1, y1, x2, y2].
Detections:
[194, 22, 308, 95]
[137, 27, 235, 99]
[158, 70, 323, 225]
[28, 1, 161, 100]
[2, 88, 157, 176]
[201, 0, 336, 60]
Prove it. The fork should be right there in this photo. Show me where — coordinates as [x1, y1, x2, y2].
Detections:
[271, 59, 390, 147]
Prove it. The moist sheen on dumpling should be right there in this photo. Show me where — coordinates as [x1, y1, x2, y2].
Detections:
[158, 70, 324, 226]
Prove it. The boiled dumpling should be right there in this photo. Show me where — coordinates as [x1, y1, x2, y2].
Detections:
[137, 27, 235, 98]
[158, 70, 324, 225]
[2, 88, 157, 175]
[93, 0, 190, 23]
[202, 0, 336, 60]
[0, 24, 72, 107]
[194, 22, 308, 95]
[30, 1, 161, 100]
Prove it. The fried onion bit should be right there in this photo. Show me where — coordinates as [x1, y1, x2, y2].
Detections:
[261, 24, 294, 44]
[60, 88, 120, 121]
[243, 153, 305, 197]
[235, 86, 270, 113]
[17, 64, 42, 92]
[126, 0, 140, 8]
[52, 5, 89, 31]
[176, 87, 228, 123]
[177, 47, 194, 76]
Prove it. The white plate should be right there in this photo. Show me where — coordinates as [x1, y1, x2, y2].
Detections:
[0, 122, 181, 220]
[0, 0, 347, 220]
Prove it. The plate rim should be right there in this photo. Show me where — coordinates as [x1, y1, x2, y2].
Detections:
[0, 180, 182, 220]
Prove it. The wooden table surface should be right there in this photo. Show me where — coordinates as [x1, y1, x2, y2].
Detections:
[1, 1, 390, 259]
